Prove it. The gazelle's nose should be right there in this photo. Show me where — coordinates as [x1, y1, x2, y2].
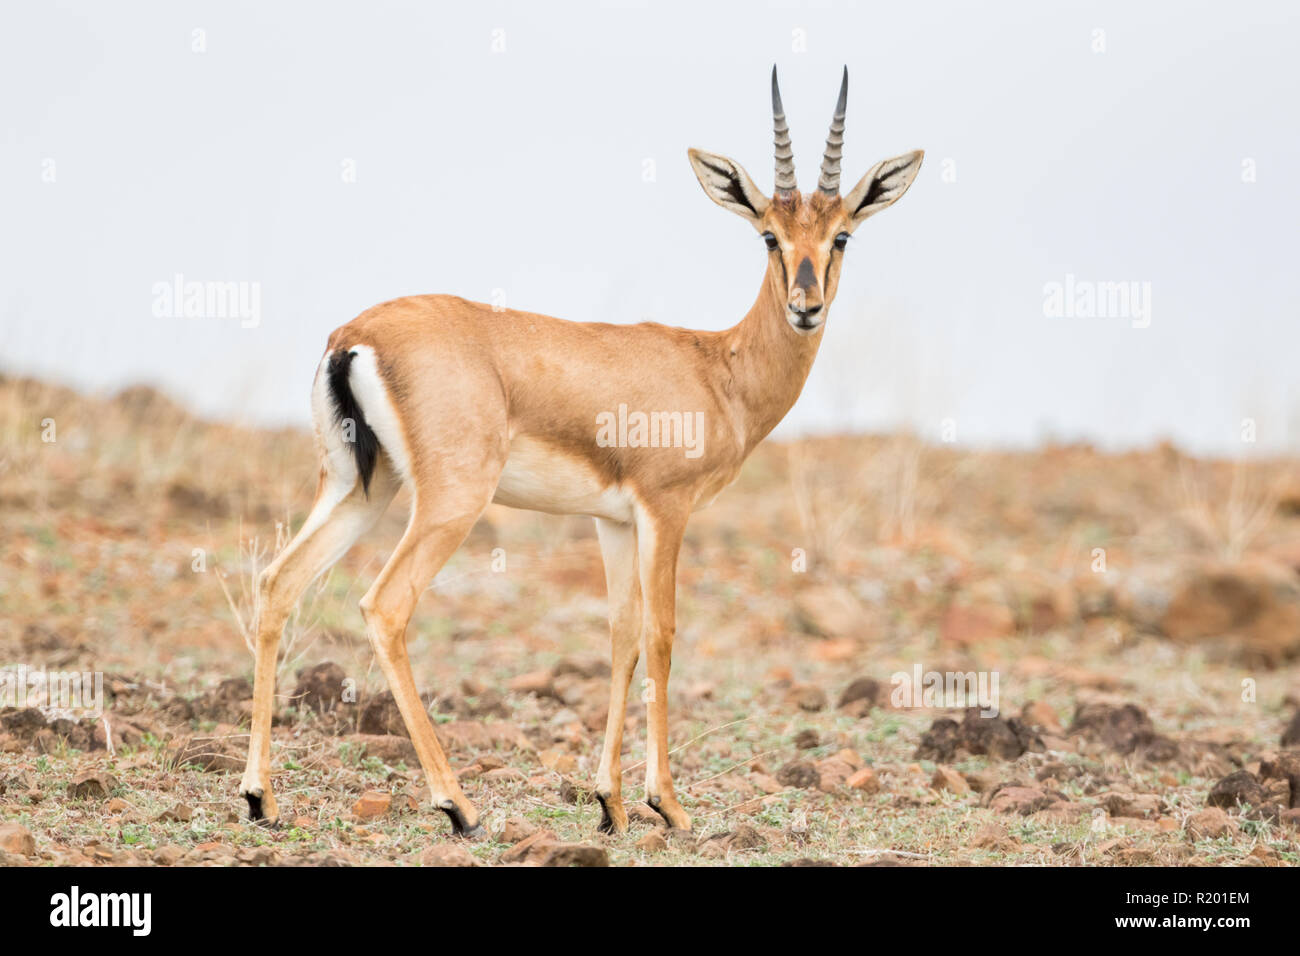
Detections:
[789, 257, 823, 314]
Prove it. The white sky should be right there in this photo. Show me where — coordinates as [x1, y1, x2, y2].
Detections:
[2, 1, 1297, 453]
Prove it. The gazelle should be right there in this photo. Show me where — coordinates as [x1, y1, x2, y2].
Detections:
[239, 67, 922, 837]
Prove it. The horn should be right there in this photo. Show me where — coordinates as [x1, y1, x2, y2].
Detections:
[818, 67, 848, 194]
[771, 66, 797, 196]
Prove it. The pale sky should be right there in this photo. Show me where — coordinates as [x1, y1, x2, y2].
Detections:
[2, 1, 1297, 453]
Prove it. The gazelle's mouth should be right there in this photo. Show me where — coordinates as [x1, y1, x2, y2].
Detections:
[787, 310, 825, 334]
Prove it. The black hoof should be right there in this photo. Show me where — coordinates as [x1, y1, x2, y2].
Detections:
[439, 803, 484, 839]
[647, 795, 689, 831]
[595, 793, 615, 834]
[245, 791, 264, 821]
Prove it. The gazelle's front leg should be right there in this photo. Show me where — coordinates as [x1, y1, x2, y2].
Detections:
[636, 503, 692, 831]
[593, 517, 642, 834]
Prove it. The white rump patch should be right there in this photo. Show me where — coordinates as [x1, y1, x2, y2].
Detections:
[342, 344, 414, 486]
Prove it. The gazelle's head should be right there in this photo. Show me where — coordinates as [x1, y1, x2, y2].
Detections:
[688, 67, 923, 335]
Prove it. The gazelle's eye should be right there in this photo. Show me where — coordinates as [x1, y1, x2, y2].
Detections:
[833, 232, 850, 251]
[762, 232, 779, 251]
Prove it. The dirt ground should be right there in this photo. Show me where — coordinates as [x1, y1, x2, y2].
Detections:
[1, 375, 1298, 867]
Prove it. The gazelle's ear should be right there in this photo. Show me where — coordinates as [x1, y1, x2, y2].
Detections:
[844, 150, 924, 227]
[687, 149, 770, 224]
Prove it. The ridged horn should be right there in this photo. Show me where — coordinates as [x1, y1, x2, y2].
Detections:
[818, 67, 848, 194]
[771, 66, 797, 196]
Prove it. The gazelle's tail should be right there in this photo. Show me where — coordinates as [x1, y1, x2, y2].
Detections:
[324, 349, 380, 495]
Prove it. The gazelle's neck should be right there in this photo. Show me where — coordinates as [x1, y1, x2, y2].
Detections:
[724, 261, 824, 454]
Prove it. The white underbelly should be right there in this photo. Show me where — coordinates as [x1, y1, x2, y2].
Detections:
[492, 436, 635, 522]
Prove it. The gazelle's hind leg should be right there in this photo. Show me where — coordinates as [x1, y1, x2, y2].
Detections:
[592, 517, 642, 834]
[240, 459, 399, 823]
[359, 465, 503, 838]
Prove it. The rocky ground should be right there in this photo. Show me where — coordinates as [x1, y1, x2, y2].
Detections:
[1, 375, 1298, 866]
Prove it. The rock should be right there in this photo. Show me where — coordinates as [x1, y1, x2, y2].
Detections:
[1258, 750, 1300, 802]
[1186, 807, 1237, 840]
[1206, 771, 1266, 811]
[482, 767, 526, 783]
[847, 768, 880, 793]
[360, 691, 410, 737]
[915, 708, 1042, 762]
[962, 770, 999, 794]
[789, 584, 865, 639]
[1280, 808, 1300, 829]
[698, 835, 731, 859]
[291, 661, 347, 714]
[190, 677, 254, 724]
[636, 831, 667, 852]
[494, 817, 536, 843]
[664, 828, 698, 851]
[786, 685, 827, 712]
[931, 766, 971, 795]
[538, 748, 578, 773]
[507, 670, 555, 697]
[342, 733, 418, 765]
[351, 790, 392, 820]
[729, 823, 765, 849]
[1283, 711, 1300, 748]
[0, 824, 35, 857]
[969, 821, 1019, 852]
[941, 579, 1016, 645]
[538, 843, 610, 867]
[1021, 700, 1064, 734]
[833, 748, 863, 769]
[838, 677, 886, 710]
[440, 721, 532, 753]
[68, 771, 118, 800]
[1160, 561, 1300, 664]
[628, 804, 665, 826]
[1066, 701, 1177, 759]
[776, 760, 820, 790]
[1102, 792, 1165, 819]
[106, 798, 131, 814]
[0, 708, 48, 742]
[793, 728, 820, 750]
[552, 655, 610, 680]
[501, 828, 558, 864]
[914, 718, 961, 761]
[420, 844, 481, 867]
[152, 845, 184, 865]
[814, 757, 856, 792]
[988, 786, 1058, 816]
[171, 734, 245, 772]
[154, 803, 194, 823]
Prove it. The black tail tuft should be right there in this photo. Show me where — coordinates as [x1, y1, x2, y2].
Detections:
[326, 349, 380, 496]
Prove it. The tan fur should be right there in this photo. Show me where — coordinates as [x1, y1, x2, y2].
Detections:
[240, 117, 922, 836]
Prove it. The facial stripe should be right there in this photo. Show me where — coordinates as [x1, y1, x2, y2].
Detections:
[794, 257, 816, 290]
